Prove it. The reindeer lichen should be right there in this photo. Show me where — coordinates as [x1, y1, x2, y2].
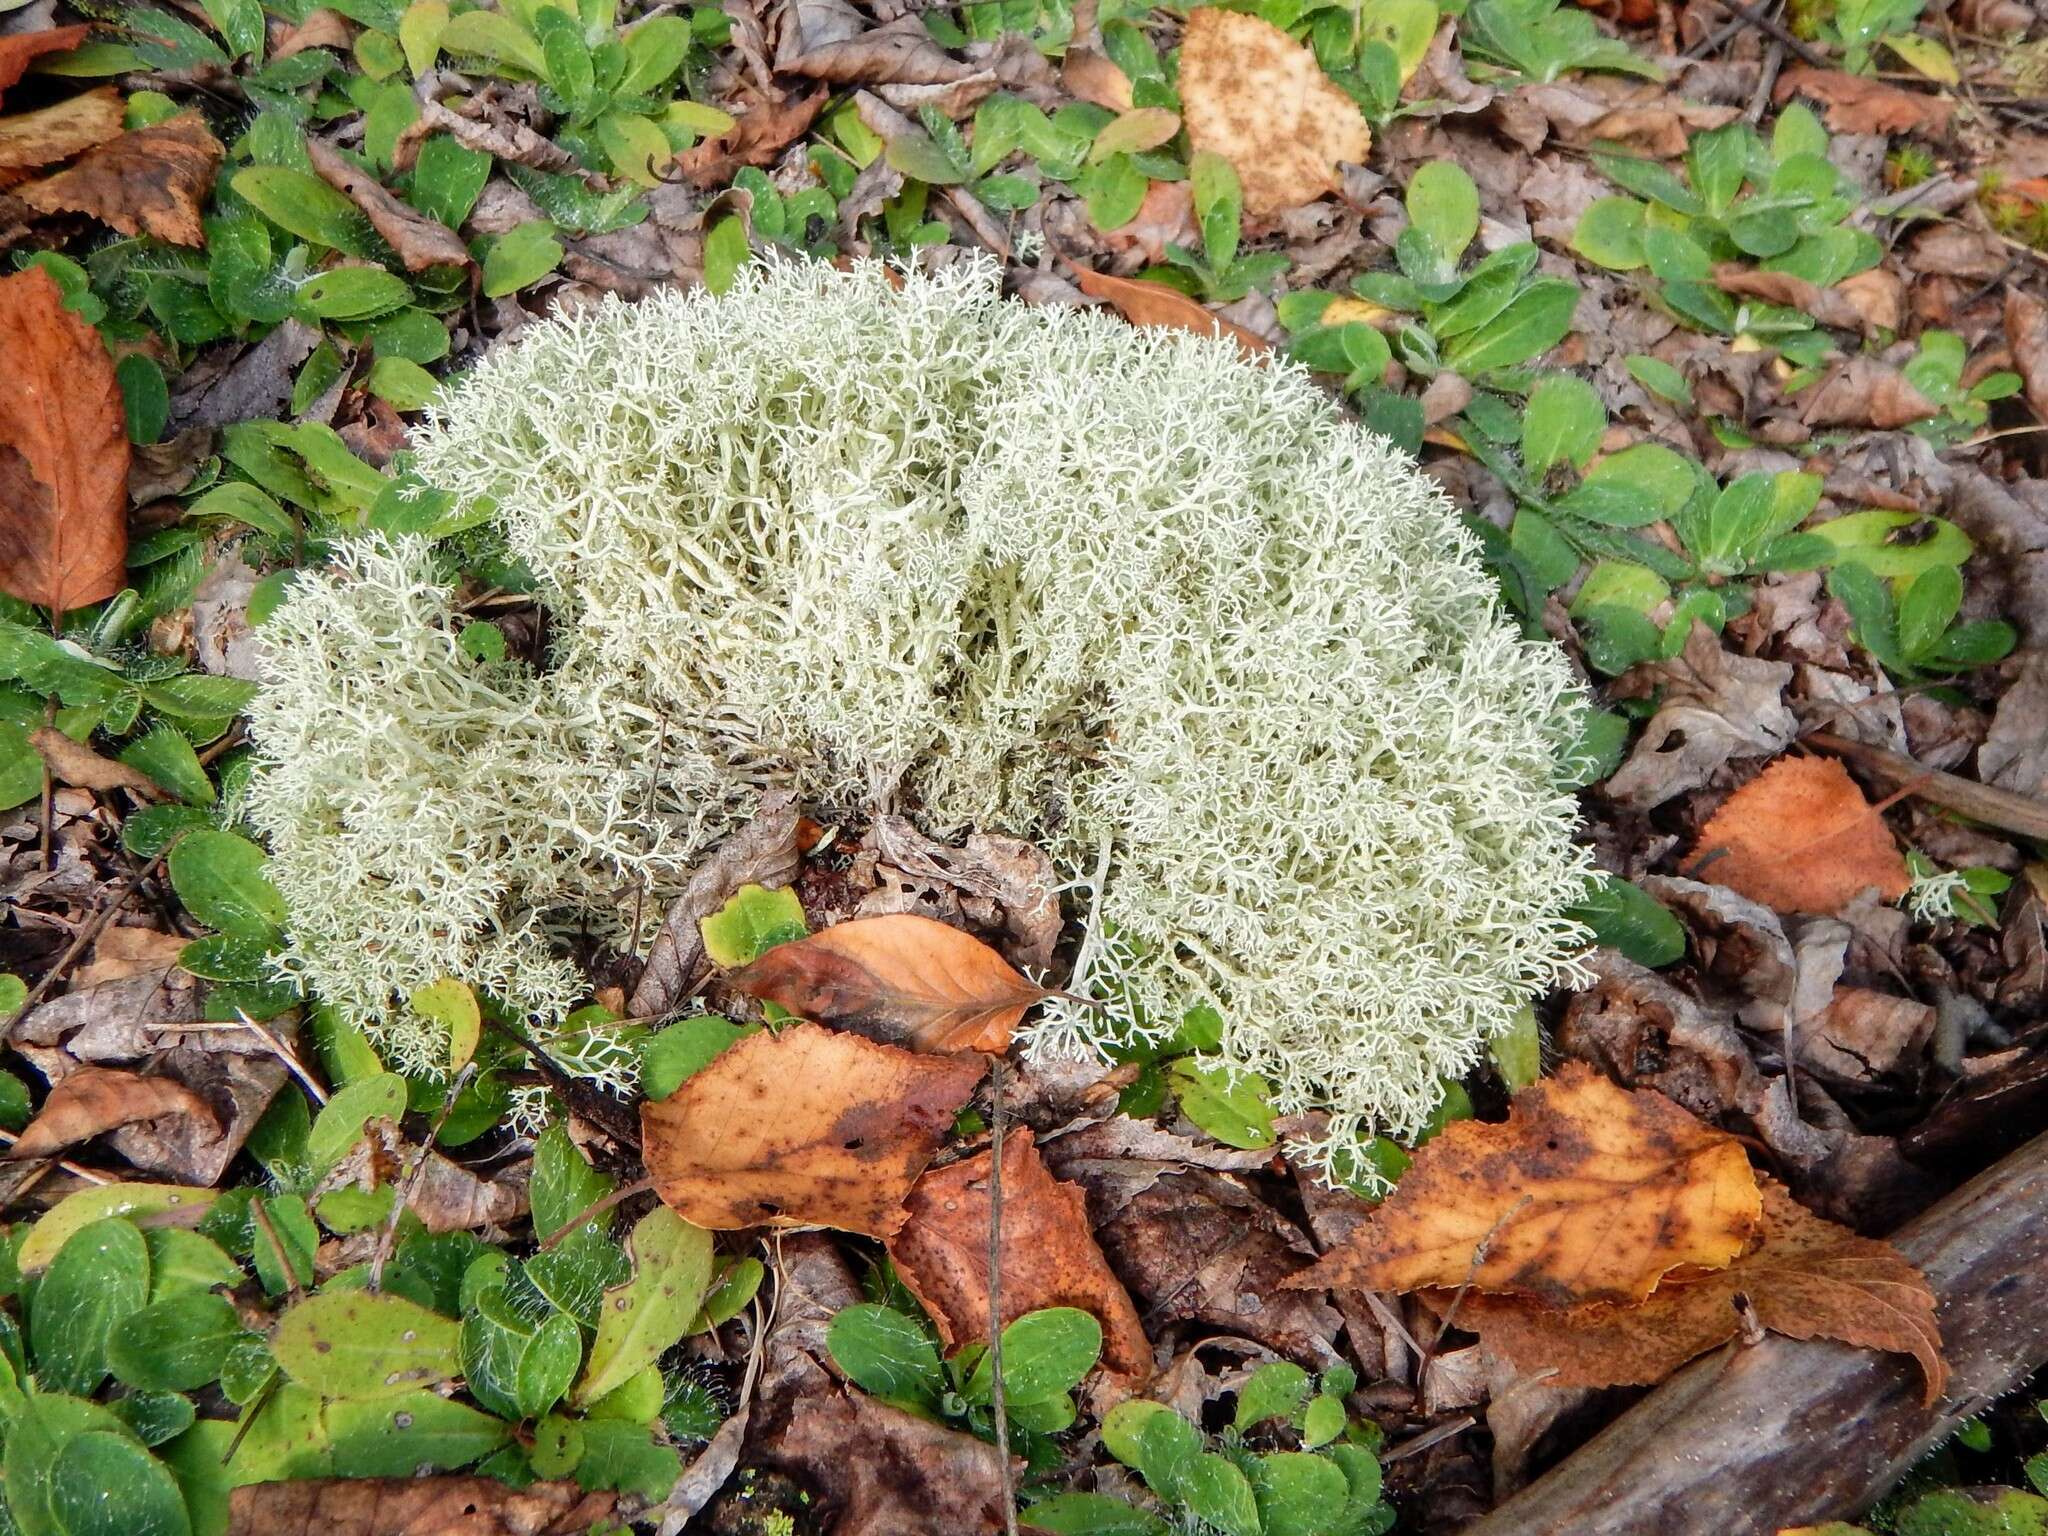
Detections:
[248, 258, 1595, 1162]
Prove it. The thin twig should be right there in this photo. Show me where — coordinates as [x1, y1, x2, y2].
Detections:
[368, 1062, 477, 1291]
[166, 1014, 330, 1105]
[536, 1176, 656, 1252]
[1707, 0, 1831, 68]
[2, 851, 168, 1042]
[985, 1053, 1018, 1536]
[1383, 1415, 1477, 1463]
[249, 1196, 304, 1303]
[0, 1127, 116, 1186]
[1807, 729, 2048, 842]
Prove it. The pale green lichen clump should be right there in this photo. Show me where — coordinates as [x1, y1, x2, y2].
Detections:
[248, 259, 1595, 1164]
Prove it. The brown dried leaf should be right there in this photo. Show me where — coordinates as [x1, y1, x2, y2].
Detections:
[1799, 355, 1940, 430]
[7, 1064, 219, 1160]
[1177, 7, 1369, 217]
[1690, 755, 1911, 916]
[1713, 264, 1866, 332]
[18, 110, 222, 246]
[72, 926, 188, 989]
[726, 912, 1050, 1053]
[1439, 1182, 1947, 1405]
[676, 86, 829, 188]
[762, 1385, 1014, 1536]
[227, 1477, 615, 1536]
[1284, 1064, 1763, 1306]
[1073, 266, 1271, 354]
[0, 27, 89, 109]
[1062, 46, 1133, 110]
[1774, 68, 1955, 135]
[0, 86, 125, 176]
[641, 1021, 984, 1236]
[2004, 285, 2048, 426]
[0, 265, 128, 613]
[305, 136, 469, 272]
[272, 8, 355, 60]
[30, 727, 162, 796]
[887, 1125, 1152, 1380]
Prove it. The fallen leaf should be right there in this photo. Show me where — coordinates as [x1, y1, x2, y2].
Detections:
[2005, 286, 2048, 427]
[1073, 266, 1271, 354]
[1176, 6, 1369, 217]
[30, 726, 162, 797]
[760, 1384, 1014, 1536]
[1774, 68, 1955, 136]
[1604, 626, 1797, 810]
[7, 1064, 219, 1160]
[725, 912, 1051, 1053]
[1437, 1182, 1947, 1405]
[1714, 264, 1867, 333]
[1806, 987, 1934, 1080]
[0, 265, 128, 613]
[1689, 755, 1911, 916]
[272, 8, 355, 60]
[18, 109, 222, 246]
[1284, 1064, 1763, 1306]
[1798, 355, 1940, 430]
[227, 1477, 616, 1536]
[1094, 177, 1198, 266]
[305, 136, 469, 273]
[641, 1021, 984, 1237]
[0, 86, 125, 177]
[676, 86, 829, 188]
[72, 926, 189, 988]
[1062, 46, 1133, 110]
[887, 1126, 1152, 1381]
[629, 789, 799, 1019]
[1835, 268, 1903, 334]
[0, 26, 89, 109]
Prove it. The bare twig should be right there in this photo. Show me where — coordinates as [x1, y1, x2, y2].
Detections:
[536, 1176, 656, 1252]
[368, 1062, 477, 1291]
[1707, 0, 1831, 68]
[249, 1196, 304, 1303]
[986, 1053, 1018, 1536]
[1807, 729, 2048, 842]
[1, 850, 169, 1042]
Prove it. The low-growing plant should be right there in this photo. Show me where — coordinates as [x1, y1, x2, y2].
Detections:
[1899, 330, 2023, 446]
[1151, 153, 1290, 303]
[1459, 0, 1664, 82]
[1572, 107, 1878, 354]
[1025, 1372, 1393, 1535]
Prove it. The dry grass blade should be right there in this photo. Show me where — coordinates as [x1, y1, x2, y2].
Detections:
[7, 1065, 219, 1161]
[725, 913, 1052, 1053]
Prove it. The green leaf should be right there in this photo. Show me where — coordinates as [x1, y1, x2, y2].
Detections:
[113, 1386, 195, 1450]
[296, 266, 411, 322]
[1571, 196, 1646, 270]
[188, 482, 294, 539]
[1489, 1004, 1543, 1091]
[271, 1290, 461, 1399]
[145, 1228, 244, 1300]
[703, 214, 749, 295]
[232, 166, 375, 254]
[1181, 1452, 1262, 1536]
[514, 1310, 583, 1418]
[398, 0, 448, 74]
[166, 827, 286, 942]
[1521, 374, 1605, 476]
[306, 1071, 407, 1178]
[407, 135, 490, 228]
[49, 1428, 192, 1536]
[438, 7, 547, 72]
[0, 1065, 30, 1130]
[699, 882, 808, 968]
[1168, 1057, 1276, 1149]
[826, 1303, 943, 1403]
[621, 13, 691, 92]
[530, 1411, 584, 1476]
[107, 1292, 245, 1391]
[142, 673, 258, 723]
[1234, 1360, 1311, 1429]
[1569, 874, 1685, 967]
[31, 1218, 150, 1395]
[641, 1016, 751, 1100]
[1300, 1391, 1346, 1448]
[118, 354, 169, 444]
[1103, 1399, 1201, 1492]
[531, 1123, 615, 1238]
[1022, 1492, 1170, 1535]
[1253, 1450, 1352, 1536]
[572, 1206, 714, 1407]
[531, 5, 593, 103]
[481, 221, 563, 298]
[886, 130, 970, 185]
[366, 355, 439, 411]
[248, 1195, 317, 1295]
[19, 1186, 213, 1274]
[410, 976, 481, 1073]
[1405, 162, 1478, 264]
[1897, 565, 1962, 660]
[119, 726, 213, 806]
[1444, 278, 1579, 375]
[1807, 509, 1972, 580]
[1625, 354, 1692, 409]
[963, 1307, 1102, 1407]
[328, 1391, 511, 1476]
[573, 1418, 680, 1500]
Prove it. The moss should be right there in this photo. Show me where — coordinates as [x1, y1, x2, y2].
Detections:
[249, 259, 1595, 1158]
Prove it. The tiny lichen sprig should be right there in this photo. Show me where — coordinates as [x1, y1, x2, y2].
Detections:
[250, 258, 1596, 1154]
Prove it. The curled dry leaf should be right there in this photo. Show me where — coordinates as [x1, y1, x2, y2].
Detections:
[7, 1064, 219, 1160]
[1062, 46, 1134, 111]
[1689, 755, 1911, 916]
[1774, 67, 1955, 136]
[1285, 1064, 1763, 1306]
[0, 86, 125, 178]
[0, 265, 128, 614]
[676, 86, 830, 188]
[1713, 265, 1866, 333]
[725, 912, 1051, 1053]
[226, 1477, 616, 1536]
[305, 136, 469, 272]
[1177, 6, 1369, 217]
[30, 726, 163, 797]
[641, 1021, 984, 1237]
[1073, 266, 1271, 355]
[887, 1125, 1152, 1381]
[1436, 1182, 1947, 1405]
[1798, 355, 1940, 431]
[0, 26, 89, 107]
[762, 1385, 1015, 1536]
[2004, 285, 2048, 427]
[18, 110, 223, 246]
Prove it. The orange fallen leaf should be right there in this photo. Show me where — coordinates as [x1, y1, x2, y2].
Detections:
[641, 1021, 984, 1237]
[1774, 68, 1955, 136]
[1062, 47, 1133, 111]
[888, 1126, 1153, 1382]
[676, 85, 828, 188]
[0, 265, 128, 614]
[18, 109, 223, 246]
[0, 85, 125, 180]
[725, 913, 1052, 1054]
[1284, 1065, 1762, 1306]
[1176, 7, 1369, 217]
[7, 1065, 219, 1161]
[1436, 1182, 1947, 1405]
[1072, 267, 1270, 356]
[0, 26, 89, 109]
[1689, 755, 1910, 916]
